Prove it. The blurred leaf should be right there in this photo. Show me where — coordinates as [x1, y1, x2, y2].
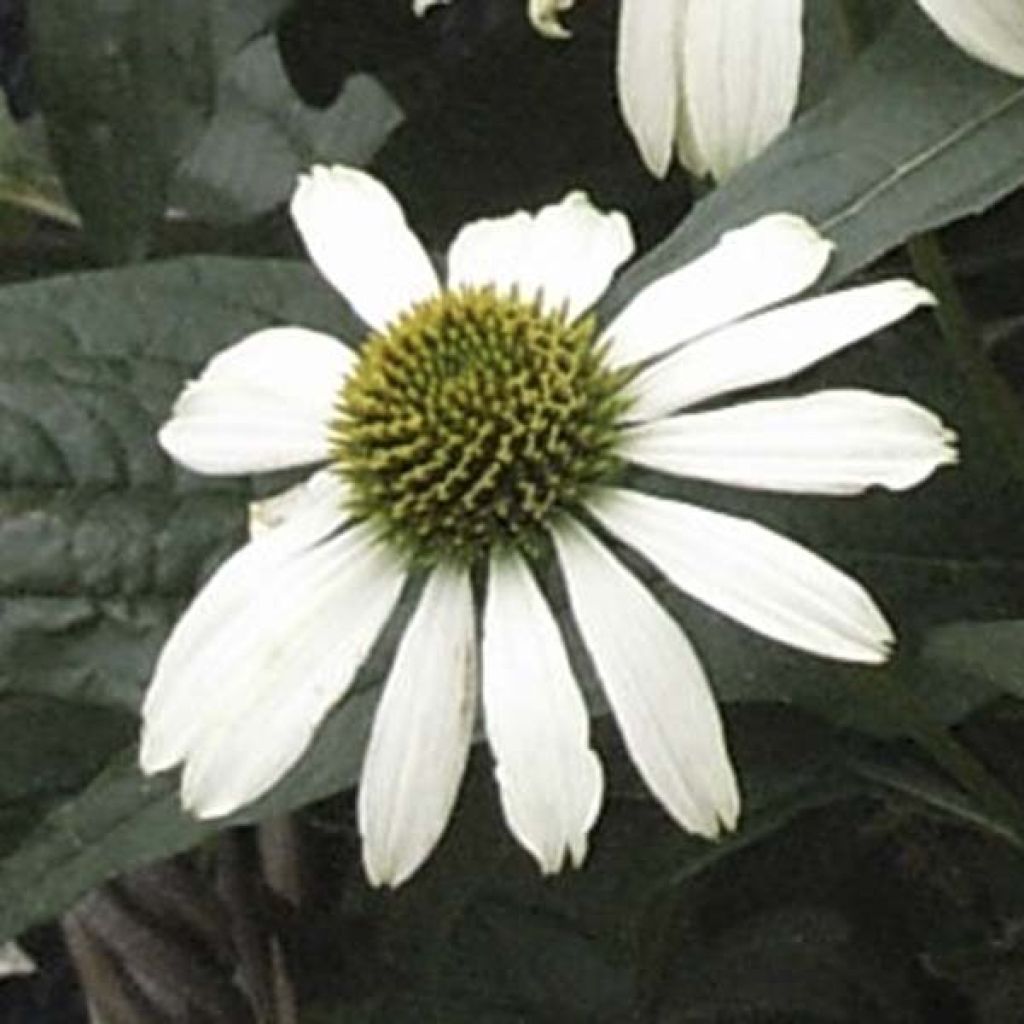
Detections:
[0, 696, 133, 860]
[0, 108, 74, 226]
[172, 37, 403, 222]
[605, 5, 1024, 312]
[656, 905, 925, 1023]
[920, 620, 1024, 700]
[29, 0, 217, 260]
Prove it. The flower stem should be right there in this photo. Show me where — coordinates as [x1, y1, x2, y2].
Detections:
[906, 233, 1024, 484]
[877, 673, 1024, 852]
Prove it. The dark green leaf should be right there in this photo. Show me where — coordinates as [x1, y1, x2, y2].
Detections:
[920, 620, 1024, 700]
[657, 905, 926, 1023]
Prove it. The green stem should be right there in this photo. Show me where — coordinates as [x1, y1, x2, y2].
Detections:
[906, 233, 1024, 484]
[879, 674, 1024, 851]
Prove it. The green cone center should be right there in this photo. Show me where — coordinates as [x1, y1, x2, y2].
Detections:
[330, 285, 630, 562]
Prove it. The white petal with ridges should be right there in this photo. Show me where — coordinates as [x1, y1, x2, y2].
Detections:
[151, 523, 404, 817]
[602, 214, 832, 369]
[553, 518, 739, 836]
[159, 327, 352, 474]
[678, 0, 803, 181]
[446, 211, 533, 295]
[482, 552, 603, 873]
[626, 280, 934, 420]
[623, 390, 958, 494]
[359, 567, 477, 888]
[291, 165, 440, 331]
[448, 192, 633, 319]
[917, 0, 1024, 77]
[589, 488, 895, 664]
[140, 471, 350, 774]
[617, 0, 680, 177]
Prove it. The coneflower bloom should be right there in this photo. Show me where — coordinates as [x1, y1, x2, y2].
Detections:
[141, 165, 956, 886]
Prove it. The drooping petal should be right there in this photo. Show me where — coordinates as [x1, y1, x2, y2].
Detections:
[359, 566, 477, 888]
[140, 471, 351, 774]
[447, 192, 634, 319]
[481, 552, 603, 873]
[617, 0, 680, 177]
[623, 390, 958, 495]
[553, 517, 739, 837]
[677, 0, 803, 181]
[157, 522, 404, 818]
[159, 327, 353, 474]
[625, 280, 935, 420]
[602, 214, 832, 369]
[917, 0, 1024, 77]
[290, 165, 440, 331]
[589, 488, 895, 664]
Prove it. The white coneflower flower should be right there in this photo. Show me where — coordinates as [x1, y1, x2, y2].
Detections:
[142, 164, 956, 887]
[618, 0, 1024, 181]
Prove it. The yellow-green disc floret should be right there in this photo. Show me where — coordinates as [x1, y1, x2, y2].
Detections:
[331, 285, 631, 563]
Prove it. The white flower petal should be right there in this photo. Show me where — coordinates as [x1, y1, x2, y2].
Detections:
[617, 0, 680, 177]
[178, 524, 406, 817]
[447, 211, 533, 295]
[626, 280, 935, 420]
[0, 942, 35, 979]
[159, 327, 352, 474]
[198, 326, 356, 394]
[529, 0, 575, 39]
[359, 566, 477, 888]
[140, 471, 350, 774]
[602, 214, 833, 369]
[413, 0, 450, 15]
[917, 0, 1024, 77]
[249, 479, 329, 539]
[291, 166, 440, 331]
[589, 488, 895, 664]
[623, 390, 958, 495]
[482, 552, 603, 873]
[678, 0, 803, 180]
[448, 192, 634, 319]
[553, 517, 739, 837]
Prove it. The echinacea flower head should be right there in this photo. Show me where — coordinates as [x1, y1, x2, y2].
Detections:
[617, 0, 1024, 181]
[143, 164, 956, 887]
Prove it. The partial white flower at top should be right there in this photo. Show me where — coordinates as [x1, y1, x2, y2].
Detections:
[413, 0, 579, 39]
[618, 0, 1024, 182]
[143, 164, 956, 888]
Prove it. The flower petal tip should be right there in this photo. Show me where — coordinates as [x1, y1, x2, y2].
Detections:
[137, 748, 169, 778]
[740, 212, 829, 246]
[529, 0, 575, 39]
[181, 789, 234, 822]
[362, 858, 403, 890]
[863, 632, 897, 666]
[412, 0, 450, 16]
[156, 420, 194, 470]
